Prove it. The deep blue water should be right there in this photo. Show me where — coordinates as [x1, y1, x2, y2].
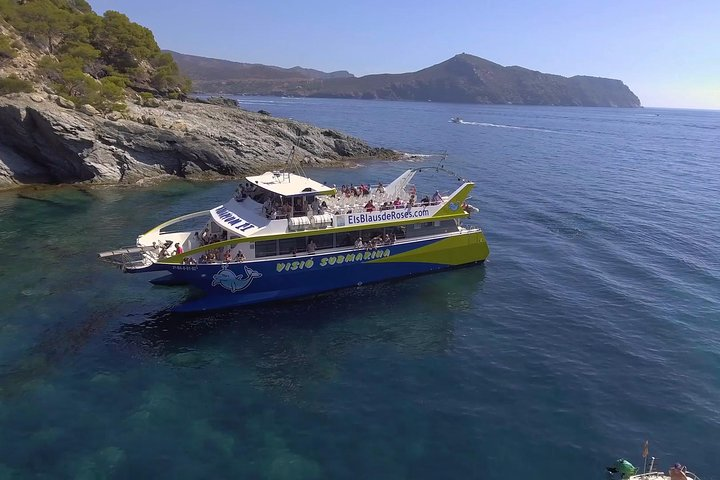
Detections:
[0, 97, 718, 479]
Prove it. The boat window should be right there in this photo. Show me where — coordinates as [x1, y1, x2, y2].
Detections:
[405, 220, 457, 238]
[336, 232, 354, 247]
[310, 233, 334, 250]
[255, 240, 278, 258]
[385, 226, 406, 239]
[279, 237, 307, 255]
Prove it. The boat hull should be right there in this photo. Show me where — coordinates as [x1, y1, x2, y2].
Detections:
[141, 231, 489, 312]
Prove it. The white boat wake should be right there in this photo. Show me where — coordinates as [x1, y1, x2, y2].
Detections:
[457, 120, 569, 134]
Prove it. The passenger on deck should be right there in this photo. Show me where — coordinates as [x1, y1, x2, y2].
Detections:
[307, 239, 316, 254]
[224, 251, 232, 262]
[432, 190, 443, 204]
[365, 199, 375, 212]
[174, 243, 183, 255]
[199, 254, 208, 264]
[319, 201, 328, 214]
[421, 195, 430, 206]
[201, 228, 209, 244]
[393, 197, 403, 208]
[235, 251, 246, 262]
[407, 195, 415, 207]
[354, 237, 364, 249]
[376, 182, 385, 194]
[383, 233, 391, 244]
[669, 464, 688, 480]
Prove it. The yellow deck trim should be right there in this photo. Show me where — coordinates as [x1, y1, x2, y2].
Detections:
[160, 212, 471, 264]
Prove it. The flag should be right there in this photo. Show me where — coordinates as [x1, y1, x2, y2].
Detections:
[642, 440, 649, 458]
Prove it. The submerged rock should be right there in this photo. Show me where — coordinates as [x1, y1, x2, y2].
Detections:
[0, 94, 398, 189]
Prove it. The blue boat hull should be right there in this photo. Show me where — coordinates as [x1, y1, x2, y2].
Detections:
[134, 232, 489, 312]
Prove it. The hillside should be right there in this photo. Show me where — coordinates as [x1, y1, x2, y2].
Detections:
[0, 0, 191, 109]
[169, 51, 354, 96]
[175, 52, 641, 107]
[0, 1, 394, 189]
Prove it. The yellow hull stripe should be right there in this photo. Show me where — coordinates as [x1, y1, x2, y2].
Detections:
[370, 231, 489, 266]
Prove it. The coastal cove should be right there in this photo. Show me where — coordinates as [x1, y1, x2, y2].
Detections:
[0, 98, 718, 478]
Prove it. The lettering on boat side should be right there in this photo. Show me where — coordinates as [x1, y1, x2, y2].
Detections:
[214, 206, 256, 232]
[172, 265, 198, 271]
[211, 265, 262, 293]
[347, 209, 430, 225]
[276, 249, 392, 272]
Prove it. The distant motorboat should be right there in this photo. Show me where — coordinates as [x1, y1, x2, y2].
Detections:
[450, 117, 462, 123]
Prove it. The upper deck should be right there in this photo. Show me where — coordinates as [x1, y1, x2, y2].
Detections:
[208, 169, 475, 240]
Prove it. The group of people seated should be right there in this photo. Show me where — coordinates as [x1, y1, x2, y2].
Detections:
[234, 182, 257, 202]
[196, 228, 227, 246]
[181, 248, 246, 265]
[353, 233, 396, 249]
[340, 183, 371, 197]
[336, 188, 443, 214]
[262, 197, 331, 220]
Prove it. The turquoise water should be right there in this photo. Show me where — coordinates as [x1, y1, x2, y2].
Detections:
[0, 98, 718, 478]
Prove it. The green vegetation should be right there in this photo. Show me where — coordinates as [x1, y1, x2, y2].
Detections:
[0, 74, 33, 94]
[0, 0, 190, 109]
[0, 33, 18, 59]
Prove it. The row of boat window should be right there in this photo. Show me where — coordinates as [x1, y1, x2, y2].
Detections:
[253, 220, 458, 258]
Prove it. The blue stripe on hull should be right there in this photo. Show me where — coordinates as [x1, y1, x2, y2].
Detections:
[136, 236, 482, 312]
[173, 260, 483, 312]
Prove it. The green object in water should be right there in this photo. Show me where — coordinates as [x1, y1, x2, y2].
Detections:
[615, 459, 638, 478]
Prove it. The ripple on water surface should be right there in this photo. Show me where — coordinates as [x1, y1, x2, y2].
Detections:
[0, 103, 719, 479]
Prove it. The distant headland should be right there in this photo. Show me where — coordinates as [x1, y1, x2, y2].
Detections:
[170, 51, 642, 108]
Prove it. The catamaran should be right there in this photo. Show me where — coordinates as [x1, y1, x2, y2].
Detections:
[99, 166, 490, 312]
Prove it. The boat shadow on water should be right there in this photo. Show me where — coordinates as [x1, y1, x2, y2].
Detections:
[116, 264, 487, 354]
[111, 265, 487, 397]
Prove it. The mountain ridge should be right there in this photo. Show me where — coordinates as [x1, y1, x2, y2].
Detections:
[172, 51, 641, 107]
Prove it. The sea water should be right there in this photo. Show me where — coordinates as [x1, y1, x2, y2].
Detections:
[0, 98, 718, 478]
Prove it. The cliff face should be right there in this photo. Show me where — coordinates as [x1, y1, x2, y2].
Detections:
[0, 93, 396, 189]
[178, 52, 641, 108]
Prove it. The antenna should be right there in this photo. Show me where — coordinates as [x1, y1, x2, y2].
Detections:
[286, 146, 307, 178]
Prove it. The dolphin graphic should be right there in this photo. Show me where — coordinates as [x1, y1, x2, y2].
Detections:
[211, 265, 262, 293]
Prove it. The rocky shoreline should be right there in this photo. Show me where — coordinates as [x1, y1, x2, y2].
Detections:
[0, 93, 398, 191]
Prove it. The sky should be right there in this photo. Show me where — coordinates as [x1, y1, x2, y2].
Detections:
[87, 0, 720, 109]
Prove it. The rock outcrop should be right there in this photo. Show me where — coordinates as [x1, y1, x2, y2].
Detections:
[0, 94, 396, 190]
